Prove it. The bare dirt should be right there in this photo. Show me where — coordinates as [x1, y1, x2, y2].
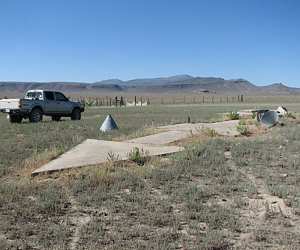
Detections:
[224, 149, 300, 248]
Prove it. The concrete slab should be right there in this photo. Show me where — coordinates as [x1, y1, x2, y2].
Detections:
[32, 139, 183, 175]
[204, 120, 240, 136]
[128, 120, 240, 145]
[126, 130, 190, 145]
[158, 120, 240, 137]
[32, 120, 239, 175]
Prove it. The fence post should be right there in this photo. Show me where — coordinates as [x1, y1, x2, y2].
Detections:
[134, 96, 137, 106]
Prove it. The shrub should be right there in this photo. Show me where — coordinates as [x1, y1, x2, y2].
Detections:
[198, 230, 231, 249]
[85, 99, 95, 107]
[202, 127, 218, 137]
[37, 184, 66, 215]
[107, 151, 120, 162]
[227, 112, 240, 120]
[236, 124, 250, 136]
[128, 147, 149, 166]
[238, 119, 246, 125]
[287, 112, 296, 119]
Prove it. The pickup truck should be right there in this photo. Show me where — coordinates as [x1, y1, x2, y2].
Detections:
[0, 90, 85, 123]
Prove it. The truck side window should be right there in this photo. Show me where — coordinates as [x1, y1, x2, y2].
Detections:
[26, 92, 43, 100]
[55, 92, 68, 101]
[44, 92, 55, 101]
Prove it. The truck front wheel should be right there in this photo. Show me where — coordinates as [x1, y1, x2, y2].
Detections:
[9, 115, 22, 123]
[71, 108, 81, 120]
[29, 108, 43, 123]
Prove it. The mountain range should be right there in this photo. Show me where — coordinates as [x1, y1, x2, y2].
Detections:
[0, 75, 299, 96]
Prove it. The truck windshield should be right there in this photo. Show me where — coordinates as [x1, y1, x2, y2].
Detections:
[25, 92, 43, 100]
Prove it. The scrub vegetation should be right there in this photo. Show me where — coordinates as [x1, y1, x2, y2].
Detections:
[0, 103, 300, 249]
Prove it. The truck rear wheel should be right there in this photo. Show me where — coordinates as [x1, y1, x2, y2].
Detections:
[71, 108, 81, 120]
[9, 115, 22, 123]
[29, 108, 43, 123]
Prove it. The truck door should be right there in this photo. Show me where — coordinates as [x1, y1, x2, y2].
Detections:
[54, 92, 73, 114]
[43, 91, 56, 114]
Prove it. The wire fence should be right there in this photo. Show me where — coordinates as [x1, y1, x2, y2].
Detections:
[70, 95, 246, 107]
[1, 93, 299, 106]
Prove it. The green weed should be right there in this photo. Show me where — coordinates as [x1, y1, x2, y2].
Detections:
[237, 123, 250, 136]
[227, 111, 240, 120]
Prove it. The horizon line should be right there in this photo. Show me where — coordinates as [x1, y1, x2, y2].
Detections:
[0, 74, 296, 87]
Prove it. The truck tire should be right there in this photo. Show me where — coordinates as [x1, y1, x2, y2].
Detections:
[71, 108, 81, 120]
[9, 115, 22, 123]
[52, 116, 61, 121]
[29, 108, 43, 123]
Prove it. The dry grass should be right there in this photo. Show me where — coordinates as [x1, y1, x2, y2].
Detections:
[1, 104, 300, 249]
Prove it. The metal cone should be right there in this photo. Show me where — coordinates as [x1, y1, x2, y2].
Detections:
[100, 115, 118, 132]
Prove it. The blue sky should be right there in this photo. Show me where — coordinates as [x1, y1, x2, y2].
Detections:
[0, 0, 299, 86]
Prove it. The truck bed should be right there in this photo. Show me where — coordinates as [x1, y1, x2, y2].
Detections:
[0, 99, 20, 110]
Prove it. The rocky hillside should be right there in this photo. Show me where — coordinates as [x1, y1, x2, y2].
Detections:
[0, 75, 299, 95]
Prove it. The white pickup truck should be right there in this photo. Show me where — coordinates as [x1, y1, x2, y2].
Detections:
[0, 90, 85, 123]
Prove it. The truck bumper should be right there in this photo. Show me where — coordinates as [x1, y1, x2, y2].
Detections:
[1, 109, 19, 114]
[0, 109, 28, 116]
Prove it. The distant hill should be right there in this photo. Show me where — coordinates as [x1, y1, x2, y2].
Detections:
[0, 75, 299, 96]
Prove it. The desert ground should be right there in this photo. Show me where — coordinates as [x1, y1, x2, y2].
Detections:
[1, 103, 300, 249]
